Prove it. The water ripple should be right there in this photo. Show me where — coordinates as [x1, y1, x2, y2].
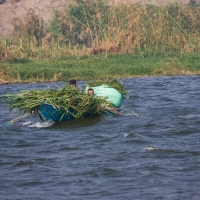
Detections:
[1, 76, 200, 199]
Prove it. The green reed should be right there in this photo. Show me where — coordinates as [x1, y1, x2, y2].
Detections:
[0, 1, 200, 60]
[1, 53, 200, 84]
[1, 85, 109, 120]
[0, 1, 200, 83]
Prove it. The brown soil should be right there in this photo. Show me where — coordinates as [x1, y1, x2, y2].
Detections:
[0, 0, 191, 37]
[0, 0, 72, 36]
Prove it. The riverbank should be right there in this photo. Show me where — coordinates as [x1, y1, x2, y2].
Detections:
[1, 3, 200, 62]
[1, 53, 200, 84]
[0, 2, 200, 85]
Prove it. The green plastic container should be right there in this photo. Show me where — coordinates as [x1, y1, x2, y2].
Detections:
[85, 84, 123, 108]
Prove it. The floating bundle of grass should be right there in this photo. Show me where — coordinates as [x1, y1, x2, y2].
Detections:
[2, 86, 109, 119]
[87, 79, 127, 95]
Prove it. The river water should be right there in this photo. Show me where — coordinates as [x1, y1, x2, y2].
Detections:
[0, 76, 200, 200]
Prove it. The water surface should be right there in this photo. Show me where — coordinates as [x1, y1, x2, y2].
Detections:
[0, 76, 200, 199]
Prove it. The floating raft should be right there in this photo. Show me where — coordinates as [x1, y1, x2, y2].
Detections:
[39, 84, 124, 122]
[39, 103, 91, 122]
[0, 79, 126, 126]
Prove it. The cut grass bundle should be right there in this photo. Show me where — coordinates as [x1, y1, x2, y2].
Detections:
[1, 86, 109, 120]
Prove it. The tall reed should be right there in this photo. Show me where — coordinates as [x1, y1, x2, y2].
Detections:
[0, 0, 200, 60]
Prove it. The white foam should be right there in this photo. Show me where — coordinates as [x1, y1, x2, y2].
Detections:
[145, 146, 159, 151]
[123, 133, 129, 137]
[125, 111, 141, 117]
[22, 120, 32, 125]
[28, 121, 54, 128]
[179, 114, 200, 119]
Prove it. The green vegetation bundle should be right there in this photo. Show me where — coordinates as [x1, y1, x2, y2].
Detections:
[1, 86, 109, 120]
[87, 79, 127, 95]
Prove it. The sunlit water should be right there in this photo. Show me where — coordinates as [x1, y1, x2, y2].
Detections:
[0, 76, 200, 199]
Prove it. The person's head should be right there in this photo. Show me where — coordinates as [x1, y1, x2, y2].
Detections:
[69, 79, 76, 87]
[88, 88, 94, 96]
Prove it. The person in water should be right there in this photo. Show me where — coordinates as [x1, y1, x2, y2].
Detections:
[87, 88, 124, 115]
[69, 79, 77, 87]
[87, 88, 95, 96]
[68, 79, 83, 90]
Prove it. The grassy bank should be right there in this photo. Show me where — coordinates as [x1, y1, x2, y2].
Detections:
[0, 1, 200, 83]
[1, 53, 200, 84]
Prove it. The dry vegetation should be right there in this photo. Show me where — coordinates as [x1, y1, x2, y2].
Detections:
[0, 0, 199, 60]
[0, 0, 200, 83]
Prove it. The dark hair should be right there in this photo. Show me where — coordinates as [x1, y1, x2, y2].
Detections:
[69, 79, 76, 85]
[88, 88, 94, 92]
